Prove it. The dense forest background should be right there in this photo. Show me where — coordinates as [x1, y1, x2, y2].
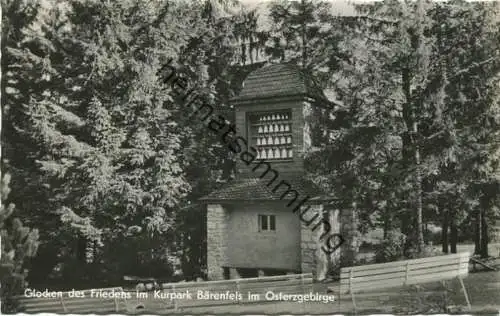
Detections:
[1, 0, 499, 310]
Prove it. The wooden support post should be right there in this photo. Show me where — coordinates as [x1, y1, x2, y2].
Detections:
[300, 274, 306, 314]
[440, 280, 447, 291]
[459, 254, 472, 311]
[172, 284, 178, 311]
[441, 280, 448, 307]
[300, 273, 305, 293]
[348, 269, 353, 294]
[404, 262, 410, 285]
[114, 295, 119, 312]
[458, 276, 471, 311]
[349, 269, 357, 313]
[60, 295, 67, 313]
[236, 280, 241, 304]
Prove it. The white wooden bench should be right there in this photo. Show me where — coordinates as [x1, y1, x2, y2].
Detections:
[16, 287, 130, 313]
[339, 252, 471, 312]
[134, 273, 313, 312]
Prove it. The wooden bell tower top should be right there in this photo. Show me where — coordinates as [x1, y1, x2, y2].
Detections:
[231, 63, 329, 178]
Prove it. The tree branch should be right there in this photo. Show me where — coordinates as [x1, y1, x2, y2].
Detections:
[356, 15, 400, 25]
[448, 56, 498, 80]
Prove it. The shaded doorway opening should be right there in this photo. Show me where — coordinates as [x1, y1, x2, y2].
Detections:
[236, 268, 258, 278]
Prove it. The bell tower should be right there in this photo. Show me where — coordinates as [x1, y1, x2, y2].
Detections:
[201, 63, 347, 281]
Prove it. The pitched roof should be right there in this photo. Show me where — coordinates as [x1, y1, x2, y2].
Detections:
[199, 175, 335, 202]
[230, 63, 327, 103]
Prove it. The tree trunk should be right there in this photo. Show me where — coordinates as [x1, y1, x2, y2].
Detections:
[383, 211, 392, 239]
[425, 222, 428, 240]
[401, 64, 424, 254]
[77, 235, 87, 263]
[450, 222, 457, 254]
[301, 0, 307, 68]
[401, 211, 412, 250]
[383, 221, 389, 239]
[442, 210, 449, 253]
[480, 210, 489, 258]
[474, 210, 482, 255]
[414, 124, 425, 253]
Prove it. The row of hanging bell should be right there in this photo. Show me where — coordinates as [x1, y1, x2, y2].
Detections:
[256, 148, 293, 159]
[259, 114, 289, 122]
[258, 124, 290, 134]
[257, 136, 292, 146]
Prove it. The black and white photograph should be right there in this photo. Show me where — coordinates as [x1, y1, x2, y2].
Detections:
[1, 0, 500, 314]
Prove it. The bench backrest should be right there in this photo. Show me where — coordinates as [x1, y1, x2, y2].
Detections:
[16, 287, 128, 313]
[340, 252, 470, 294]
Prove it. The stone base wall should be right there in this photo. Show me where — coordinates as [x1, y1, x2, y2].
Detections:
[300, 220, 317, 274]
[326, 207, 342, 272]
[300, 204, 325, 279]
[300, 204, 359, 280]
[207, 204, 228, 280]
[340, 205, 360, 267]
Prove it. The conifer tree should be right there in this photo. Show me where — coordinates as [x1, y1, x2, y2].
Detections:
[0, 173, 39, 313]
[309, 0, 500, 258]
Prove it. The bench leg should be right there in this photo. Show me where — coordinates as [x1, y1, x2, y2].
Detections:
[457, 276, 471, 311]
[440, 280, 448, 308]
[440, 280, 446, 290]
[351, 292, 357, 314]
[60, 296, 67, 313]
